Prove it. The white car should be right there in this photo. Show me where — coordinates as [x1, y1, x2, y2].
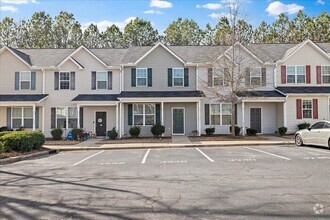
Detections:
[295, 120, 330, 148]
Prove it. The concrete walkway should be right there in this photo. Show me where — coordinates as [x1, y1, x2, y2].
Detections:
[44, 135, 295, 151]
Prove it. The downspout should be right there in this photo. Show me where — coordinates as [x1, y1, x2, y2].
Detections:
[42, 67, 45, 94]
[274, 62, 277, 88]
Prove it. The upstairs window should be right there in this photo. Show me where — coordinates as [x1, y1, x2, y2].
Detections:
[96, 71, 107, 89]
[20, 71, 31, 90]
[136, 68, 147, 87]
[322, 66, 330, 84]
[173, 68, 184, 87]
[286, 66, 305, 84]
[213, 68, 224, 86]
[250, 67, 261, 86]
[59, 72, 70, 90]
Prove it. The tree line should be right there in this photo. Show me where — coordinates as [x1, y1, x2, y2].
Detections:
[0, 10, 329, 48]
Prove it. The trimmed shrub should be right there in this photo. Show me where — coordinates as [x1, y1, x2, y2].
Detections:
[0, 141, 5, 153]
[151, 124, 165, 137]
[205, 127, 215, 136]
[51, 128, 63, 140]
[15, 126, 25, 131]
[108, 128, 119, 140]
[129, 126, 141, 138]
[297, 122, 310, 130]
[0, 126, 10, 132]
[246, 128, 257, 136]
[72, 128, 83, 141]
[0, 131, 45, 152]
[278, 127, 287, 136]
[0, 131, 12, 137]
[229, 126, 241, 136]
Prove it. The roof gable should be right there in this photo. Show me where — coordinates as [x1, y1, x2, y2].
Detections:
[0, 46, 31, 67]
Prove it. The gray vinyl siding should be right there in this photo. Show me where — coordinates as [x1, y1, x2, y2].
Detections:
[124, 46, 196, 91]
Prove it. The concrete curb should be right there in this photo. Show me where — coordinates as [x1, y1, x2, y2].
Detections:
[0, 150, 59, 165]
[43, 141, 295, 151]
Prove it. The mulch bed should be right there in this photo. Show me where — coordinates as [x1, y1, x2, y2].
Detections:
[0, 148, 49, 160]
[279, 135, 294, 140]
[189, 135, 266, 142]
[44, 138, 83, 145]
[100, 137, 172, 144]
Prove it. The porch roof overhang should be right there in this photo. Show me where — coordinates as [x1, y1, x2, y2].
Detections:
[277, 86, 330, 95]
[118, 91, 205, 102]
[72, 94, 119, 102]
[237, 90, 286, 102]
[0, 94, 48, 106]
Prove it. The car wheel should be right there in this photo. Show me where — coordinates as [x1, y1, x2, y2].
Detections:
[295, 134, 304, 146]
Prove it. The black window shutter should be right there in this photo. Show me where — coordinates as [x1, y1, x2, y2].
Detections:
[168, 68, 172, 87]
[184, 68, 189, 87]
[128, 104, 133, 125]
[245, 68, 250, 86]
[91, 71, 96, 90]
[80, 107, 84, 128]
[262, 67, 266, 86]
[51, 108, 56, 128]
[70, 71, 75, 90]
[31, 72, 36, 90]
[54, 72, 59, 90]
[205, 104, 210, 125]
[131, 68, 136, 87]
[7, 107, 11, 128]
[207, 68, 213, 86]
[108, 71, 113, 90]
[147, 68, 152, 87]
[156, 104, 161, 124]
[224, 68, 229, 86]
[35, 107, 39, 128]
[15, 72, 19, 90]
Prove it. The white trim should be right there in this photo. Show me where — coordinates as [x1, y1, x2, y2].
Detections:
[0, 46, 31, 67]
[161, 102, 164, 125]
[11, 107, 34, 129]
[279, 39, 330, 62]
[55, 106, 78, 129]
[250, 67, 262, 86]
[96, 71, 108, 90]
[59, 71, 71, 90]
[94, 110, 108, 136]
[249, 107, 263, 134]
[302, 99, 313, 119]
[19, 71, 32, 90]
[321, 65, 330, 84]
[242, 102, 245, 135]
[136, 68, 148, 87]
[132, 103, 156, 126]
[198, 101, 201, 136]
[134, 42, 185, 65]
[77, 104, 80, 128]
[42, 68, 45, 94]
[172, 107, 185, 135]
[42, 106, 45, 133]
[196, 65, 199, 90]
[116, 103, 119, 130]
[32, 104, 36, 131]
[286, 65, 306, 84]
[283, 100, 287, 127]
[172, 67, 184, 87]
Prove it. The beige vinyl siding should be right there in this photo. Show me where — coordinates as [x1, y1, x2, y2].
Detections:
[124, 46, 196, 91]
[0, 107, 6, 127]
[286, 95, 329, 133]
[0, 50, 43, 94]
[277, 43, 330, 86]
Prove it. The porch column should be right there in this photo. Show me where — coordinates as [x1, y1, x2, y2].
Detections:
[42, 106, 45, 133]
[32, 104, 36, 131]
[119, 102, 123, 138]
[197, 101, 201, 136]
[77, 104, 80, 128]
[283, 101, 287, 127]
[242, 102, 245, 136]
[161, 102, 164, 125]
[116, 102, 119, 130]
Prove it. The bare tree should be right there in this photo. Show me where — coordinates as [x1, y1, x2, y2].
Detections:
[200, 0, 264, 136]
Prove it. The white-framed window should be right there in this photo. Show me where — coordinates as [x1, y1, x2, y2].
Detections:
[59, 71, 70, 90]
[210, 103, 232, 125]
[322, 66, 330, 84]
[96, 71, 107, 89]
[173, 68, 184, 87]
[250, 67, 261, 86]
[20, 71, 31, 90]
[133, 103, 155, 126]
[56, 107, 77, 129]
[213, 68, 224, 86]
[286, 66, 305, 84]
[136, 68, 147, 87]
[11, 107, 33, 129]
[302, 100, 312, 119]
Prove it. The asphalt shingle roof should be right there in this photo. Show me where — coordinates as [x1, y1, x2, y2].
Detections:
[72, 94, 119, 101]
[0, 94, 48, 102]
[118, 91, 205, 98]
[8, 47, 32, 65]
[277, 87, 330, 94]
[237, 90, 286, 98]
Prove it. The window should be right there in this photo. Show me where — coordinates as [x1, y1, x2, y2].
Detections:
[209, 103, 232, 125]
[286, 66, 305, 84]
[11, 107, 33, 129]
[302, 100, 312, 119]
[56, 107, 77, 129]
[59, 72, 70, 90]
[133, 104, 155, 126]
[213, 68, 224, 86]
[20, 71, 31, 90]
[250, 67, 261, 86]
[136, 68, 147, 87]
[322, 66, 330, 84]
[96, 71, 107, 89]
[173, 68, 184, 87]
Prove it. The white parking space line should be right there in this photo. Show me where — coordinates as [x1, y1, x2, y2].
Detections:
[243, 147, 291, 161]
[141, 149, 151, 164]
[195, 148, 214, 162]
[300, 147, 330, 154]
[73, 150, 105, 166]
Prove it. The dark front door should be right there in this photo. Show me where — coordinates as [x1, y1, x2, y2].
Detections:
[172, 108, 184, 134]
[250, 108, 261, 133]
[96, 112, 107, 136]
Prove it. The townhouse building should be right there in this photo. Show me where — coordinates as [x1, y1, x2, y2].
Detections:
[0, 39, 329, 138]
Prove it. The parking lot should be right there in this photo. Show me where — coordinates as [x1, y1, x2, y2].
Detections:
[1, 144, 330, 219]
